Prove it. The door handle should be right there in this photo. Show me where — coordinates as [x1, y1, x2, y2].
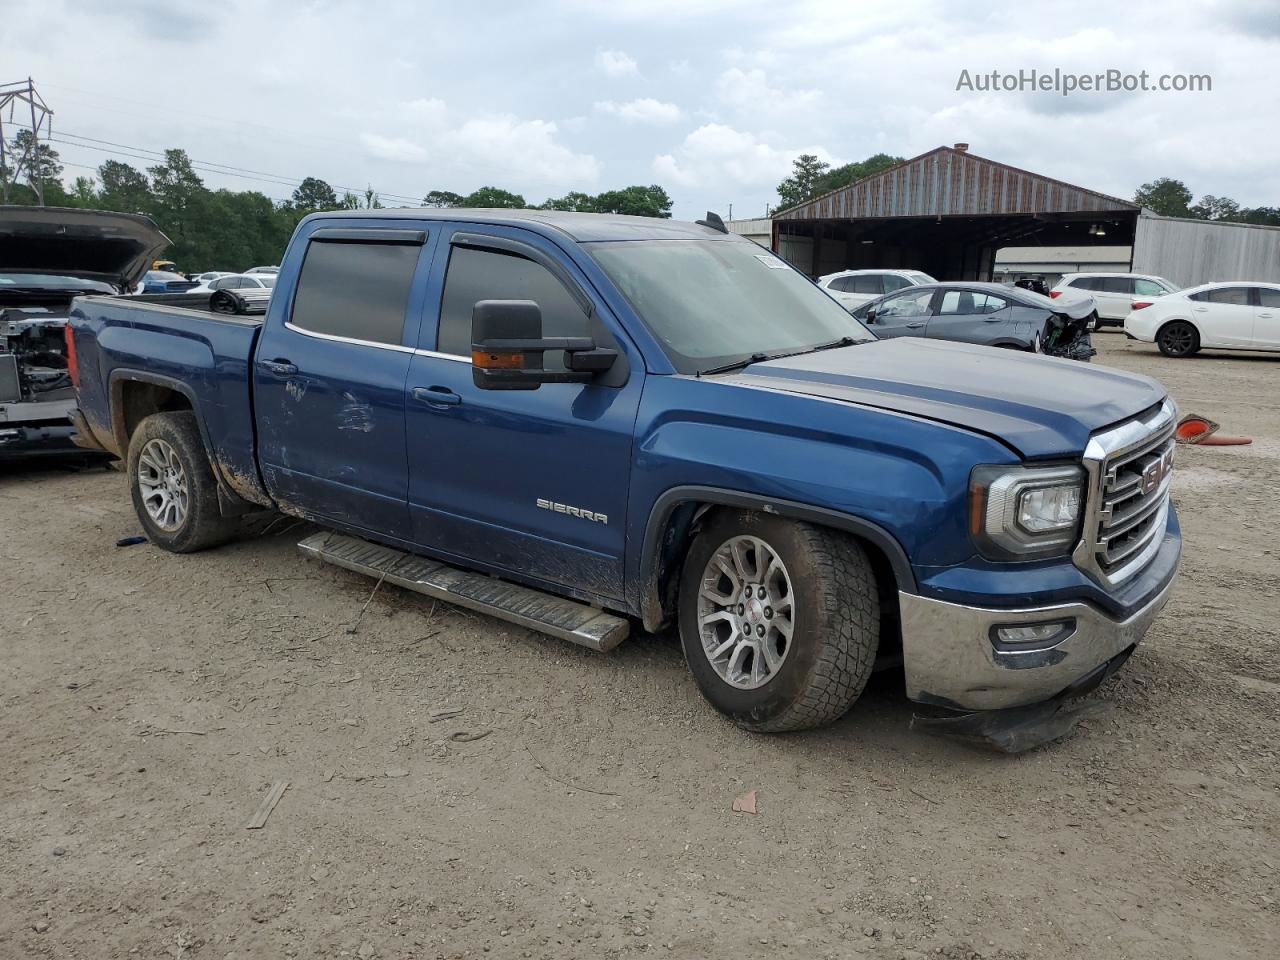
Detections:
[1259, 312, 1274, 318]
[412, 386, 462, 407]
[258, 358, 298, 377]
[1194, 307, 1209, 312]
[906, 321, 926, 328]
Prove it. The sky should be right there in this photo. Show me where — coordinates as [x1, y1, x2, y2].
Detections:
[4, 0, 1278, 220]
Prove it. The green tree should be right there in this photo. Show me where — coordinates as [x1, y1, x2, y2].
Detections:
[423, 190, 464, 207]
[814, 153, 903, 195]
[0, 130, 65, 202]
[1190, 194, 1242, 221]
[1239, 206, 1280, 226]
[71, 176, 98, 205]
[461, 186, 526, 208]
[1134, 177, 1194, 217]
[592, 184, 673, 218]
[97, 160, 152, 214]
[539, 190, 599, 212]
[291, 176, 338, 210]
[775, 154, 831, 211]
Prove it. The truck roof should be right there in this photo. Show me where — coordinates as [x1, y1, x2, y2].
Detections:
[301, 208, 731, 243]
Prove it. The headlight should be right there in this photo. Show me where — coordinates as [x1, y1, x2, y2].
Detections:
[970, 464, 1085, 560]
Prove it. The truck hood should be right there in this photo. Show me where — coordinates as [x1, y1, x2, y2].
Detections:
[722, 337, 1166, 458]
[0, 206, 170, 290]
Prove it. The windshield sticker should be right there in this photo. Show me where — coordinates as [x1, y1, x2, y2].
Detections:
[753, 254, 788, 269]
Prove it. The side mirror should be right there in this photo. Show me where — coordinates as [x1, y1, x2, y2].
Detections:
[471, 299, 616, 391]
[863, 308, 877, 323]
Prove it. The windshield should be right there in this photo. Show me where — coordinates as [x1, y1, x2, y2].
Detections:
[588, 238, 872, 374]
[258, 275, 276, 288]
[907, 271, 936, 284]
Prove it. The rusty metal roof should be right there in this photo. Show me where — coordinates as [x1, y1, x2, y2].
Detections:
[774, 146, 1139, 221]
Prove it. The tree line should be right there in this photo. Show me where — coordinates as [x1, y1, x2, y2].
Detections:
[0, 135, 672, 271]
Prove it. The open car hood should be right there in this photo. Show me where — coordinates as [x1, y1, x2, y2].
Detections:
[0, 206, 170, 290]
[722, 337, 1166, 458]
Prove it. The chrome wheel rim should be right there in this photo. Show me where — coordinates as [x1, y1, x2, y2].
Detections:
[696, 535, 794, 689]
[137, 438, 190, 531]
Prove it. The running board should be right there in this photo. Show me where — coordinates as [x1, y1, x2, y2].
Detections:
[297, 532, 629, 652]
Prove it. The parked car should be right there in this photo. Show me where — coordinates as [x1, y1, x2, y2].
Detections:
[245, 265, 279, 275]
[1013, 277, 1050, 296]
[1124, 281, 1280, 357]
[851, 282, 1097, 360]
[1051, 273, 1178, 326]
[189, 273, 276, 294]
[190, 271, 235, 285]
[140, 270, 197, 294]
[817, 268, 936, 311]
[0, 205, 166, 460]
[67, 210, 1180, 750]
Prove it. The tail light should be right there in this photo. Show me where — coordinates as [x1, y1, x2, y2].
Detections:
[63, 324, 81, 390]
[1131, 301, 1154, 310]
[1049, 290, 1063, 298]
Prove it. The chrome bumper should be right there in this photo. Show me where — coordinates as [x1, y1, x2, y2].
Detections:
[900, 576, 1175, 712]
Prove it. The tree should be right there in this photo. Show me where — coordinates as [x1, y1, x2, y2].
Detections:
[1190, 194, 1242, 222]
[422, 190, 464, 207]
[461, 186, 526, 208]
[814, 153, 903, 195]
[592, 184, 673, 218]
[776, 154, 831, 211]
[0, 130, 64, 202]
[97, 160, 152, 213]
[1239, 206, 1280, 226]
[291, 176, 338, 210]
[539, 191, 599, 212]
[71, 176, 98, 205]
[1134, 177, 1194, 217]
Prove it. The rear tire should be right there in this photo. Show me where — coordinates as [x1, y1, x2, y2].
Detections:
[678, 511, 880, 732]
[1156, 320, 1200, 358]
[127, 412, 238, 553]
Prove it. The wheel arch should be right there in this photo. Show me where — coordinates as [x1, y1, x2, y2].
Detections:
[635, 485, 915, 634]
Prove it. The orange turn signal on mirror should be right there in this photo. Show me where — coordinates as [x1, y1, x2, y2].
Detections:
[471, 349, 524, 369]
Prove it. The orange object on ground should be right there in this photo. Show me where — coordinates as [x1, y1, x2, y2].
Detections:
[1175, 414, 1252, 446]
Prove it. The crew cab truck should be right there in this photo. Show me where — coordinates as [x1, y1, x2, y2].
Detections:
[68, 209, 1182, 748]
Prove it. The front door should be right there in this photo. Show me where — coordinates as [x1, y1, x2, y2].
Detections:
[925, 289, 1013, 345]
[404, 226, 642, 604]
[254, 225, 435, 535]
[1190, 286, 1256, 347]
[868, 287, 936, 338]
[1255, 286, 1280, 350]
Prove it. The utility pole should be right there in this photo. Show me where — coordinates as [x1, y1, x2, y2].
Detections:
[0, 78, 54, 204]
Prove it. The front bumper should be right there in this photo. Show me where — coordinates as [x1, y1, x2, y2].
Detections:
[900, 539, 1178, 713]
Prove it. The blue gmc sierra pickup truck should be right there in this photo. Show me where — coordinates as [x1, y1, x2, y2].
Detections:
[67, 209, 1181, 748]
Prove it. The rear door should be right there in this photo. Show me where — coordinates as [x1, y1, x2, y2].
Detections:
[1189, 286, 1256, 346]
[1092, 277, 1135, 320]
[402, 225, 643, 604]
[866, 286, 936, 338]
[925, 289, 1015, 345]
[253, 224, 436, 535]
[1252, 286, 1280, 349]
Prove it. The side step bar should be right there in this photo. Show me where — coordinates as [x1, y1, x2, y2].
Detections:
[297, 532, 629, 652]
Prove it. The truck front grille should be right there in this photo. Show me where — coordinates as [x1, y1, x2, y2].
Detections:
[1075, 400, 1176, 585]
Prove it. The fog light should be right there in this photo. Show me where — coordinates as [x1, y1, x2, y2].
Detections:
[992, 619, 1076, 649]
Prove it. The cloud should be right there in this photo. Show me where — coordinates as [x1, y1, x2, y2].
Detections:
[653, 123, 834, 188]
[595, 49, 639, 76]
[714, 66, 821, 118]
[594, 98, 683, 124]
[360, 134, 429, 164]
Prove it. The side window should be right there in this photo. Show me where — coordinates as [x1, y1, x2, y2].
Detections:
[1258, 288, 1280, 308]
[291, 239, 420, 345]
[850, 275, 883, 294]
[437, 245, 590, 361]
[1133, 279, 1165, 296]
[938, 291, 1008, 315]
[826, 277, 851, 292]
[1097, 277, 1134, 294]
[1206, 286, 1252, 306]
[881, 274, 911, 293]
[1069, 277, 1099, 290]
[877, 288, 935, 318]
[1188, 290, 1210, 302]
[210, 277, 230, 290]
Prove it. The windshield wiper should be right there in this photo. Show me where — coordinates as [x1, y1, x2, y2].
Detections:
[698, 352, 770, 377]
[801, 335, 860, 354]
[698, 337, 864, 377]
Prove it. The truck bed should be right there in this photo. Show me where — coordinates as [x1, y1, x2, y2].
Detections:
[68, 295, 270, 505]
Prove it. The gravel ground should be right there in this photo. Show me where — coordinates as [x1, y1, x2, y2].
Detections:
[2, 333, 1277, 960]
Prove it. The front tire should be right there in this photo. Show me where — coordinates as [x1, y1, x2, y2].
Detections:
[127, 412, 238, 553]
[1157, 320, 1200, 357]
[678, 511, 880, 732]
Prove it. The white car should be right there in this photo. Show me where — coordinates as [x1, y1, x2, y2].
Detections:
[1124, 281, 1280, 357]
[1051, 273, 1179, 326]
[817, 269, 936, 311]
[190, 271, 235, 284]
[189, 273, 277, 294]
[246, 265, 280, 275]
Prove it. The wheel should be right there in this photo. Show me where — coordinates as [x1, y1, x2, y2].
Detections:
[210, 291, 238, 314]
[677, 511, 880, 732]
[127, 411, 238, 552]
[1156, 320, 1199, 357]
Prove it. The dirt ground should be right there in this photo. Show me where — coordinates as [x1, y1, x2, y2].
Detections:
[2, 333, 1277, 960]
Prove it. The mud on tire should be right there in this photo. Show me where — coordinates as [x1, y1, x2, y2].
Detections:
[127, 411, 239, 553]
[677, 510, 880, 733]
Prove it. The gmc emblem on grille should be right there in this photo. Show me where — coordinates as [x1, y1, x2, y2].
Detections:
[1141, 450, 1173, 495]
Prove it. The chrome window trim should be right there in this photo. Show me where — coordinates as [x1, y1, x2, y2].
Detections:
[282, 321, 472, 363]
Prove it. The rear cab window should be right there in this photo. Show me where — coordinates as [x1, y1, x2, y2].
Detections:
[290, 236, 422, 346]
